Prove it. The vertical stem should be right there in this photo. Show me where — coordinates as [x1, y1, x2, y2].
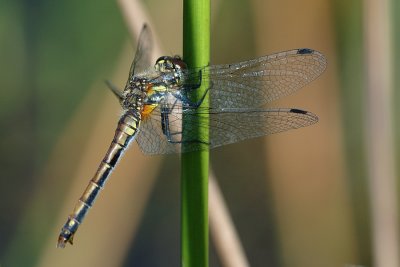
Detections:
[181, 1, 210, 267]
[334, 0, 371, 263]
[364, 0, 400, 266]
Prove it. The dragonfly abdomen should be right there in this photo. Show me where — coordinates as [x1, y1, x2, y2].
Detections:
[57, 111, 141, 248]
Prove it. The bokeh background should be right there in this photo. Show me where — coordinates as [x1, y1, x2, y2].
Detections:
[1, 0, 399, 266]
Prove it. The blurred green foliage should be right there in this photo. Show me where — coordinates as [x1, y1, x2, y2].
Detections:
[333, 0, 371, 264]
[0, 0, 126, 265]
[393, 0, 400, 175]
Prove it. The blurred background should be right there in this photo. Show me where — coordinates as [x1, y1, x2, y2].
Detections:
[1, 0, 399, 266]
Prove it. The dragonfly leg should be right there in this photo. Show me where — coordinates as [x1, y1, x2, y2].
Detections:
[174, 86, 210, 109]
[184, 69, 202, 91]
[192, 85, 210, 108]
[161, 101, 180, 143]
[161, 102, 210, 146]
[182, 70, 211, 108]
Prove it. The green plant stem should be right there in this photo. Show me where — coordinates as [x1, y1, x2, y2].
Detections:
[181, 0, 210, 267]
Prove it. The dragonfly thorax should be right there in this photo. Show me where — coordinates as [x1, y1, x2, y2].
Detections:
[121, 78, 146, 111]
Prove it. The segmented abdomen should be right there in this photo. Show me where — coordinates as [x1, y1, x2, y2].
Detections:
[57, 110, 141, 248]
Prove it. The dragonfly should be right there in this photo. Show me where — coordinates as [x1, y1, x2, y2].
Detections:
[57, 24, 327, 248]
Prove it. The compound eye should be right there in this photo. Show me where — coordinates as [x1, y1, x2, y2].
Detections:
[155, 56, 176, 72]
[156, 56, 169, 64]
[172, 59, 187, 70]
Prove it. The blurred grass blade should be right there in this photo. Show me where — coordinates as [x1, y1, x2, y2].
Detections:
[333, 0, 371, 263]
[209, 172, 250, 267]
[363, 0, 400, 266]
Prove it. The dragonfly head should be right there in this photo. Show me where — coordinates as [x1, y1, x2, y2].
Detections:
[154, 55, 187, 73]
[155, 56, 187, 86]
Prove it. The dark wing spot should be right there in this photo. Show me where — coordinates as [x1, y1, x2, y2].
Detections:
[297, 48, 314, 55]
[290, 108, 308, 114]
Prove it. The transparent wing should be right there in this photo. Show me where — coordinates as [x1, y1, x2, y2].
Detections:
[136, 104, 318, 155]
[125, 24, 153, 87]
[136, 105, 181, 155]
[182, 48, 327, 108]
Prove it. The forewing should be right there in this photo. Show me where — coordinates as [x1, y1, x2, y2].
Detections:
[182, 49, 326, 108]
[125, 24, 153, 87]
